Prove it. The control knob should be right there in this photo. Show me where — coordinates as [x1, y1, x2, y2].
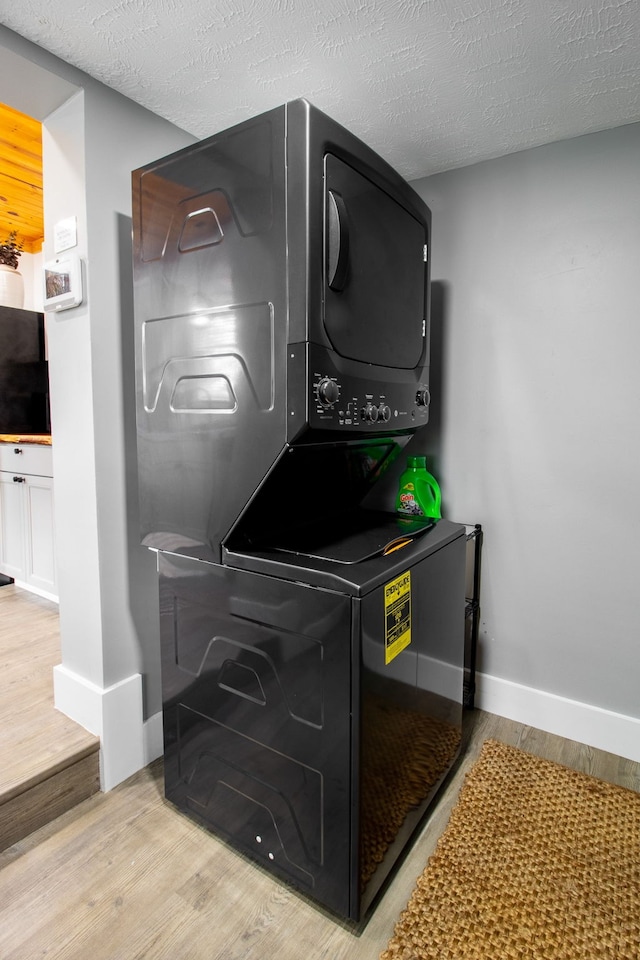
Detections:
[317, 377, 340, 407]
[416, 387, 431, 408]
[378, 404, 391, 423]
[362, 402, 379, 423]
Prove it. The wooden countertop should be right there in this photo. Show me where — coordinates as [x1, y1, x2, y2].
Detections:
[0, 435, 52, 446]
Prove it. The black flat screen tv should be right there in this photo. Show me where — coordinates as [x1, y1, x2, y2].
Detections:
[0, 306, 50, 435]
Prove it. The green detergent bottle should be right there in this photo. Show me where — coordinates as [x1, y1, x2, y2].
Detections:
[395, 456, 442, 519]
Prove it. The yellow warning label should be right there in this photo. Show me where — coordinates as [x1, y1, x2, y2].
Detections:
[384, 570, 411, 664]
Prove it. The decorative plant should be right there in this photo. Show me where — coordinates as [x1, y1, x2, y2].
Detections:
[0, 230, 24, 269]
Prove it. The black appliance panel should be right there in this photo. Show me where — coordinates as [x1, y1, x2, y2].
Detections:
[290, 342, 431, 437]
[357, 529, 465, 915]
[133, 112, 288, 561]
[323, 154, 427, 370]
[159, 521, 465, 921]
[158, 551, 354, 919]
[137, 115, 276, 268]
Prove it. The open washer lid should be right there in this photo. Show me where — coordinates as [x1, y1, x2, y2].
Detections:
[265, 509, 434, 564]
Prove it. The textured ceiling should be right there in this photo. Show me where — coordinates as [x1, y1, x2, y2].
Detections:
[1, 0, 640, 179]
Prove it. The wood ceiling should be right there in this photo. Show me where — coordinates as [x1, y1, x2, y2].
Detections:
[0, 102, 44, 255]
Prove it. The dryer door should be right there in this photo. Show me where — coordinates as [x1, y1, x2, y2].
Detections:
[323, 153, 427, 369]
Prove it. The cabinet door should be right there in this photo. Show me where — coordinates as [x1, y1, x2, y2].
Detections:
[0, 470, 27, 578]
[23, 475, 56, 596]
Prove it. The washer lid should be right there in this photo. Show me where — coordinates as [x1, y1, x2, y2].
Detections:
[266, 509, 434, 564]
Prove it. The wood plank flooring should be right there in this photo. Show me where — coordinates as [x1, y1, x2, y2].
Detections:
[0, 584, 100, 850]
[0, 700, 638, 958]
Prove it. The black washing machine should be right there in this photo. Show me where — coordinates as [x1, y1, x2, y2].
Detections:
[159, 482, 465, 921]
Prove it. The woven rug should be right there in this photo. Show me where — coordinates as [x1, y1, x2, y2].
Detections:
[381, 738, 640, 960]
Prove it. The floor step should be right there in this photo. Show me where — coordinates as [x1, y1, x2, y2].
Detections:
[0, 745, 100, 851]
[0, 584, 101, 851]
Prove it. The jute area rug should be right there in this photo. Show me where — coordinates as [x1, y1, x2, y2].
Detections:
[381, 738, 640, 960]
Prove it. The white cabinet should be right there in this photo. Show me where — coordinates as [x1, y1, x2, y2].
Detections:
[0, 443, 57, 601]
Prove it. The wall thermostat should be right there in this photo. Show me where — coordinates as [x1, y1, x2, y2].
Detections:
[43, 253, 83, 312]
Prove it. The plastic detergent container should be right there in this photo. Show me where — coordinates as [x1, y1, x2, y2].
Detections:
[396, 456, 442, 519]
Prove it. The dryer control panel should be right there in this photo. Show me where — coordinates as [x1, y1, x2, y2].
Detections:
[287, 342, 430, 437]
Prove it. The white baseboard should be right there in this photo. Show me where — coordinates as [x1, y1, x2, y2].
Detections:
[13, 578, 59, 603]
[53, 664, 145, 791]
[476, 672, 640, 764]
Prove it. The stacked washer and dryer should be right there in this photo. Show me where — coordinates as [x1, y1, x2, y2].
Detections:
[132, 99, 465, 922]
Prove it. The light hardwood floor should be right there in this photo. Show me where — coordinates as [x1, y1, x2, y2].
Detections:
[0, 587, 638, 959]
[0, 584, 100, 850]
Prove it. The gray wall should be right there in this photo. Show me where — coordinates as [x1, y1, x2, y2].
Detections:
[412, 123, 640, 720]
[0, 26, 196, 727]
